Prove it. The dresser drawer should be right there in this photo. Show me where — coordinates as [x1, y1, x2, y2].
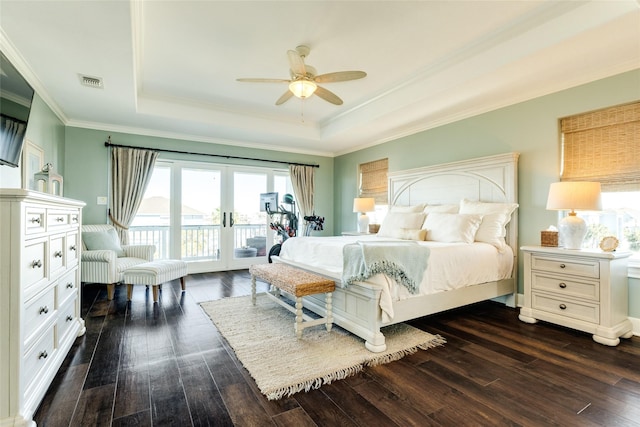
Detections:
[531, 272, 599, 301]
[24, 285, 56, 346]
[49, 234, 66, 278]
[532, 292, 599, 324]
[25, 207, 46, 235]
[23, 324, 56, 396]
[57, 298, 78, 343]
[531, 255, 599, 279]
[23, 238, 47, 294]
[66, 231, 79, 266]
[57, 268, 78, 306]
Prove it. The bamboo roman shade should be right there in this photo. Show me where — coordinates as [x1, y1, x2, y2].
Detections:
[359, 158, 388, 204]
[560, 101, 640, 192]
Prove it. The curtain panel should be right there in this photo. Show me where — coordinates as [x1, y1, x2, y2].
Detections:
[289, 165, 315, 220]
[109, 146, 159, 244]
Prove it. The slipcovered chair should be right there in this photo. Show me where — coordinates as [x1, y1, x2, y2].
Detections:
[81, 224, 155, 300]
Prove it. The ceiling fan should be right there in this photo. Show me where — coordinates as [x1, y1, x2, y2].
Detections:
[236, 45, 366, 106]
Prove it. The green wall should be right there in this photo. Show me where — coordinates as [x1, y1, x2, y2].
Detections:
[63, 127, 334, 229]
[334, 69, 640, 312]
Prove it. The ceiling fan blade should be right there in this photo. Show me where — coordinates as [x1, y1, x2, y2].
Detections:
[287, 50, 306, 77]
[236, 78, 290, 83]
[275, 90, 294, 106]
[314, 71, 367, 83]
[314, 86, 343, 105]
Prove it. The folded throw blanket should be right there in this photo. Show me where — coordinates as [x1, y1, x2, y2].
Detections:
[342, 241, 430, 294]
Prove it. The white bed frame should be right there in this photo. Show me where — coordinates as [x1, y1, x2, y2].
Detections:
[276, 152, 519, 352]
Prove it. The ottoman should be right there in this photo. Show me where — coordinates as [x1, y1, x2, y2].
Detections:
[123, 259, 188, 302]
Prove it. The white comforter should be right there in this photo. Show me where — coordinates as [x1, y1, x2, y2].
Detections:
[278, 235, 514, 321]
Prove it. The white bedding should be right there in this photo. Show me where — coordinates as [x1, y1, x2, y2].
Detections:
[278, 235, 514, 321]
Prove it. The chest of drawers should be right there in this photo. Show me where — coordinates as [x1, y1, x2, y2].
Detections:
[0, 190, 85, 426]
[519, 245, 632, 346]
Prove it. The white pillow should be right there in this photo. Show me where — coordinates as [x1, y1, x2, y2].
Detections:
[390, 203, 425, 213]
[379, 228, 427, 241]
[459, 199, 518, 250]
[423, 204, 459, 214]
[377, 212, 426, 238]
[422, 213, 482, 243]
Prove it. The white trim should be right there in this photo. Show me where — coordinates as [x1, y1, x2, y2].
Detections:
[631, 316, 640, 337]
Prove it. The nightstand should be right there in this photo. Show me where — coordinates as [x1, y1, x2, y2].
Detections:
[519, 245, 633, 346]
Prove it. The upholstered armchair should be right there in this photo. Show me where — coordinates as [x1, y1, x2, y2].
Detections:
[81, 224, 155, 300]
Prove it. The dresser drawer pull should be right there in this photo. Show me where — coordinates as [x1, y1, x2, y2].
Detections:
[39, 306, 49, 315]
[558, 282, 567, 289]
[69, 245, 76, 251]
[30, 217, 41, 224]
[559, 304, 567, 310]
[31, 259, 43, 268]
[38, 350, 48, 360]
[71, 216, 78, 222]
[66, 315, 73, 322]
[56, 217, 64, 222]
[66, 282, 74, 289]
[54, 251, 63, 258]
[559, 264, 566, 269]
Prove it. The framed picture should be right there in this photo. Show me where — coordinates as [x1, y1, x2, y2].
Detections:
[22, 140, 44, 191]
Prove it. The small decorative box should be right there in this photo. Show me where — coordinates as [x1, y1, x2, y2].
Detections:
[368, 224, 380, 234]
[541, 231, 558, 247]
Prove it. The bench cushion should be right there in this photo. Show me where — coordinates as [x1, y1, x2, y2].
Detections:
[249, 263, 335, 297]
[123, 260, 188, 286]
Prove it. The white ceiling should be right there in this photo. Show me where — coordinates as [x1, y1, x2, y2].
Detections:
[1, 1, 639, 157]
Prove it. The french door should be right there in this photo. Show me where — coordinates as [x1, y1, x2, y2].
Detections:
[131, 161, 291, 273]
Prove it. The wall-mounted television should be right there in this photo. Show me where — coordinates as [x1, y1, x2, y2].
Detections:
[0, 51, 35, 168]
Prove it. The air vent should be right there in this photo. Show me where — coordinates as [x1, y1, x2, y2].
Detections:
[80, 75, 103, 89]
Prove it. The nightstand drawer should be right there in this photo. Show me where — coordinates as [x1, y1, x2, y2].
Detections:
[532, 293, 599, 324]
[531, 255, 599, 279]
[531, 272, 599, 301]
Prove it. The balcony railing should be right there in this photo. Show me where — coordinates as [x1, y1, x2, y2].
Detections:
[128, 224, 267, 260]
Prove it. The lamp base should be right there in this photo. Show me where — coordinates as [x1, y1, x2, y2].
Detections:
[559, 213, 587, 250]
[357, 213, 370, 233]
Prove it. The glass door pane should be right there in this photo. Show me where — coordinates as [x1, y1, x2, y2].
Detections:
[181, 168, 221, 263]
[231, 171, 267, 265]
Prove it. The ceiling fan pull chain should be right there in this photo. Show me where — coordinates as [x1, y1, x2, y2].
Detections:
[300, 99, 305, 123]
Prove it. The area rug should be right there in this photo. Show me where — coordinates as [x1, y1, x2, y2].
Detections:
[200, 294, 445, 400]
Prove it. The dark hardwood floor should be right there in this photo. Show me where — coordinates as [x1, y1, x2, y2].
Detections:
[35, 270, 640, 426]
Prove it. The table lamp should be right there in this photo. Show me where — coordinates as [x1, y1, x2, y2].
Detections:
[353, 197, 375, 233]
[546, 181, 602, 249]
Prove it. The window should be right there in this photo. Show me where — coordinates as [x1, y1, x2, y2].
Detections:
[359, 158, 389, 223]
[560, 101, 640, 261]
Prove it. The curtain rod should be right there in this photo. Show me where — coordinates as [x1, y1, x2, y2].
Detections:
[104, 138, 320, 168]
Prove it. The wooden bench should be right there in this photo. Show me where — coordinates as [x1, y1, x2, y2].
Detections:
[249, 263, 335, 338]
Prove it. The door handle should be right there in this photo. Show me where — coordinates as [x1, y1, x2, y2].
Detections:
[223, 212, 226, 227]
[230, 212, 234, 227]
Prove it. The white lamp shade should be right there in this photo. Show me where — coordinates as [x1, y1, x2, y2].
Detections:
[546, 181, 602, 212]
[289, 80, 317, 98]
[353, 197, 375, 213]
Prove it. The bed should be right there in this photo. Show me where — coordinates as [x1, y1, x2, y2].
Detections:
[273, 152, 519, 352]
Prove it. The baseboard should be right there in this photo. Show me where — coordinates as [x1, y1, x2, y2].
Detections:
[516, 293, 640, 337]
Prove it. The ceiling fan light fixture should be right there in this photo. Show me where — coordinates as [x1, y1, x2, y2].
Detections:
[289, 79, 317, 99]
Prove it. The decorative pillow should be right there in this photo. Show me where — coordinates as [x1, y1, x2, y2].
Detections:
[390, 203, 425, 213]
[82, 229, 126, 257]
[423, 204, 460, 214]
[422, 213, 482, 243]
[379, 228, 427, 241]
[459, 199, 519, 250]
[377, 212, 426, 238]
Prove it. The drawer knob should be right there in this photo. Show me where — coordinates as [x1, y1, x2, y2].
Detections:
[66, 282, 74, 289]
[31, 259, 42, 268]
[39, 306, 49, 315]
[56, 217, 64, 222]
[559, 282, 567, 289]
[30, 217, 41, 224]
[69, 245, 76, 251]
[38, 350, 48, 360]
[559, 264, 566, 269]
[559, 304, 567, 310]
[54, 251, 63, 258]
[66, 315, 73, 322]
[72, 216, 78, 222]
